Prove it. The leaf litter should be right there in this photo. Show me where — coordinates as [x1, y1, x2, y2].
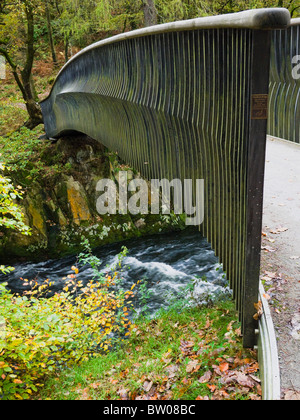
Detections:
[53, 305, 262, 401]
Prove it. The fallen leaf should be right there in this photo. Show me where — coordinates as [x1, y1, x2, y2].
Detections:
[143, 380, 153, 393]
[207, 384, 216, 393]
[182, 340, 194, 348]
[109, 379, 118, 385]
[270, 227, 288, 234]
[198, 370, 212, 384]
[284, 390, 300, 400]
[262, 271, 277, 281]
[275, 308, 281, 314]
[227, 321, 234, 332]
[235, 327, 242, 337]
[234, 372, 256, 388]
[244, 362, 260, 374]
[186, 360, 200, 373]
[222, 371, 255, 389]
[219, 362, 229, 373]
[262, 246, 276, 253]
[80, 387, 92, 400]
[249, 374, 261, 383]
[253, 301, 263, 321]
[165, 365, 179, 378]
[213, 389, 230, 400]
[117, 388, 129, 400]
[204, 318, 211, 329]
[180, 340, 195, 355]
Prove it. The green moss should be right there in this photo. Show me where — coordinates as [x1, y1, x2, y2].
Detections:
[0, 131, 189, 263]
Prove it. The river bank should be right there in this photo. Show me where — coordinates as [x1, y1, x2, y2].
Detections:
[37, 300, 261, 401]
[0, 129, 186, 264]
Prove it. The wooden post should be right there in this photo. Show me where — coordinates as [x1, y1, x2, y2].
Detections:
[243, 30, 272, 348]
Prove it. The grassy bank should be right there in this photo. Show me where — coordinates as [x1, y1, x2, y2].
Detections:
[38, 301, 261, 401]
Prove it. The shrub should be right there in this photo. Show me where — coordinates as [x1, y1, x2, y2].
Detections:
[0, 249, 136, 400]
[0, 161, 30, 236]
[0, 160, 31, 275]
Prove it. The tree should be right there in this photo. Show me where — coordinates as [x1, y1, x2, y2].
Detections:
[154, 0, 299, 21]
[142, 0, 157, 26]
[0, 0, 43, 129]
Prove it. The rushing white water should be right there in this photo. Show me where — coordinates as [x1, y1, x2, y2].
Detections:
[0, 229, 231, 315]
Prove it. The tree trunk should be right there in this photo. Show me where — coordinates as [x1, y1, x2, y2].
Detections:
[20, 1, 43, 128]
[45, 0, 57, 65]
[64, 35, 69, 63]
[21, 76, 43, 129]
[0, 47, 43, 129]
[1, 1, 43, 129]
[142, 0, 157, 27]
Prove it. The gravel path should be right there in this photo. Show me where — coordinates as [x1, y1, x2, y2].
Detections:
[261, 136, 300, 400]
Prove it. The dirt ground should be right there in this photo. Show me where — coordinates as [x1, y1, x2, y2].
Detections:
[261, 136, 300, 400]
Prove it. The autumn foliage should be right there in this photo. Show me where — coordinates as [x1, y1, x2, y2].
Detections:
[38, 303, 262, 401]
[0, 257, 135, 400]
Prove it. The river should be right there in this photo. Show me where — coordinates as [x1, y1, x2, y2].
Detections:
[0, 229, 231, 316]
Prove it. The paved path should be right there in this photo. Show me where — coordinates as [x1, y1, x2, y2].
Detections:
[262, 136, 300, 399]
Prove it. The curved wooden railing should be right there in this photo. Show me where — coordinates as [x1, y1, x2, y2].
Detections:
[41, 9, 291, 348]
[269, 18, 300, 143]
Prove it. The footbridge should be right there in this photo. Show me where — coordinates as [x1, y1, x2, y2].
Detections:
[269, 18, 300, 143]
[41, 8, 295, 352]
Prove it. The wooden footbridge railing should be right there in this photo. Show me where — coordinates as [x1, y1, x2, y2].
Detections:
[268, 18, 300, 144]
[41, 9, 291, 348]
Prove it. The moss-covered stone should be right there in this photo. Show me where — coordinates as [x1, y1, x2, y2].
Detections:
[0, 134, 187, 263]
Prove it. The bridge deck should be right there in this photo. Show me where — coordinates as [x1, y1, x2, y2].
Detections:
[262, 136, 300, 396]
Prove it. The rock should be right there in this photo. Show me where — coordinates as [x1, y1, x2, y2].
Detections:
[290, 314, 300, 340]
[135, 218, 146, 230]
[26, 194, 47, 238]
[0, 134, 186, 263]
[76, 145, 94, 163]
[66, 176, 91, 225]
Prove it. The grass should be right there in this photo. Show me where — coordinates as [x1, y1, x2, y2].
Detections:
[38, 301, 261, 401]
[0, 80, 27, 136]
[0, 58, 61, 136]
